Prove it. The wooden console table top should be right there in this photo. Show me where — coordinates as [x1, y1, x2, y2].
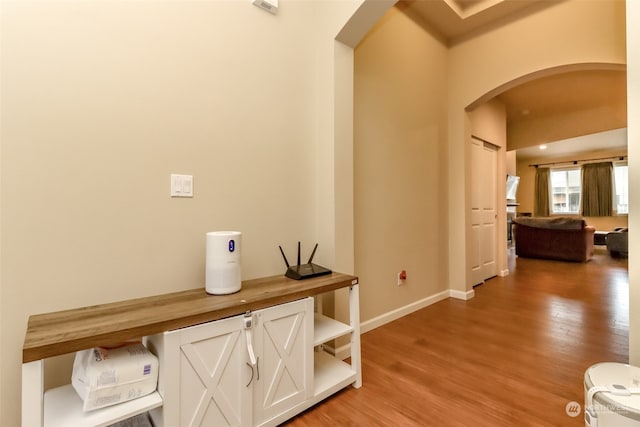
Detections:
[23, 272, 358, 363]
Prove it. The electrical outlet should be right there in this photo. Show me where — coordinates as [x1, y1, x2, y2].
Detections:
[397, 270, 407, 286]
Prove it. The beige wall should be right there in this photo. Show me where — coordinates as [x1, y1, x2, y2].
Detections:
[0, 1, 363, 424]
[353, 0, 626, 325]
[627, 0, 640, 366]
[447, 0, 626, 292]
[1, 0, 634, 423]
[506, 150, 517, 176]
[354, 6, 449, 324]
[469, 99, 507, 149]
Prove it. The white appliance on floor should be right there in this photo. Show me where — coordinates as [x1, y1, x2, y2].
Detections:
[584, 362, 640, 426]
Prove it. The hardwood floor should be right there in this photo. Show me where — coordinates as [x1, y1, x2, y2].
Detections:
[283, 248, 629, 426]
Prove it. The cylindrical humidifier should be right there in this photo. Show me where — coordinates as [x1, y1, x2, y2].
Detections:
[206, 231, 242, 295]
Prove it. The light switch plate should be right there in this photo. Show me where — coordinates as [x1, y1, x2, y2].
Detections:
[170, 174, 193, 197]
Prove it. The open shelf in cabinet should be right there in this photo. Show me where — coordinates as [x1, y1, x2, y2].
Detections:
[313, 313, 353, 346]
[313, 351, 357, 401]
[43, 385, 162, 427]
[311, 284, 360, 405]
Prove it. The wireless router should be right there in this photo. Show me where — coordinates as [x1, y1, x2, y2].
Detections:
[279, 242, 332, 280]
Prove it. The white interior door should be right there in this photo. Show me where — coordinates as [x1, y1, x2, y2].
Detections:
[470, 137, 498, 285]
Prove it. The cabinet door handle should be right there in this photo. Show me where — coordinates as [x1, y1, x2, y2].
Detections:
[245, 356, 260, 387]
[246, 362, 254, 387]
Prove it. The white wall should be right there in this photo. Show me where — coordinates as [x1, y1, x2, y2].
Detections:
[0, 1, 363, 424]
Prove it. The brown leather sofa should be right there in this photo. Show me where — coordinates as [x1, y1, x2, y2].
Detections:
[513, 217, 595, 262]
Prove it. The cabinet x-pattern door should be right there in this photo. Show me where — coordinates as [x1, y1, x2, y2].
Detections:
[173, 316, 251, 427]
[253, 298, 313, 426]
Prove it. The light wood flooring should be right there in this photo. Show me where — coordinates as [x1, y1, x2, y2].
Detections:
[283, 248, 629, 426]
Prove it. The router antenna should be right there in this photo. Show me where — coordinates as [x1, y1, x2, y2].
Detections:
[307, 243, 318, 264]
[297, 241, 301, 266]
[278, 245, 290, 268]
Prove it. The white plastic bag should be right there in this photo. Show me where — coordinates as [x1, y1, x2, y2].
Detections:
[71, 342, 158, 412]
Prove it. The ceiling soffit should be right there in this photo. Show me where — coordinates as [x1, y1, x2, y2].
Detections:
[394, 0, 626, 158]
[447, 0, 512, 18]
[397, 0, 563, 45]
[498, 69, 627, 124]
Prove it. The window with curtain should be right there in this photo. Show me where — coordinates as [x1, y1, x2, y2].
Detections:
[614, 163, 628, 214]
[534, 167, 550, 217]
[550, 167, 581, 214]
[535, 159, 627, 217]
[581, 162, 613, 217]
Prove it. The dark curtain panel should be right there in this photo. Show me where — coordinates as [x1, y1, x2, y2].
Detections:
[582, 162, 613, 216]
[534, 167, 550, 217]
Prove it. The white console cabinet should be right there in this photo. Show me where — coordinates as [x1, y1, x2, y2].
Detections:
[22, 273, 360, 427]
[147, 297, 314, 427]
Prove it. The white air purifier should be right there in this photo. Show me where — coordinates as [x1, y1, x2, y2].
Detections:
[584, 363, 640, 427]
[206, 231, 241, 295]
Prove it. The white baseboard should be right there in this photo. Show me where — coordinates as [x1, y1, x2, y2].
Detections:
[331, 343, 351, 361]
[329, 288, 475, 360]
[360, 289, 450, 335]
[449, 288, 475, 300]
